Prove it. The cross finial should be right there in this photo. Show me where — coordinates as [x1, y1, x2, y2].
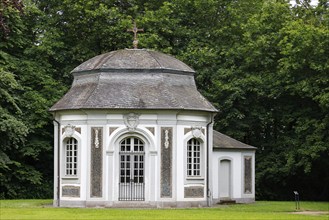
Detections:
[127, 21, 144, 49]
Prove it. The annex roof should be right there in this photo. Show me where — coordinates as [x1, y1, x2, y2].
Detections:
[213, 130, 256, 150]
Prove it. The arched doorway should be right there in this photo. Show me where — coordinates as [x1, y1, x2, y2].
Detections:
[219, 159, 231, 199]
[118, 137, 145, 201]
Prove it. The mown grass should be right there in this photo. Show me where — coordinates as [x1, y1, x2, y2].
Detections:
[0, 200, 328, 220]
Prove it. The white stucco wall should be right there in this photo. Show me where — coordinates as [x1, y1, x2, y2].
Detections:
[212, 149, 255, 203]
[54, 110, 255, 207]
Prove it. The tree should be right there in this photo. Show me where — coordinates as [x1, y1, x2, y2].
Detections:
[0, 0, 65, 198]
[206, 1, 329, 200]
[1, 0, 327, 200]
[34, 0, 135, 84]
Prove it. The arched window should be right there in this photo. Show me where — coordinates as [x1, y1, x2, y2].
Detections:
[119, 137, 144, 184]
[65, 137, 78, 176]
[187, 138, 201, 177]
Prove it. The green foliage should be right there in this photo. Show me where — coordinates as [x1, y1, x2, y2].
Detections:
[0, 0, 328, 201]
[34, 0, 135, 84]
[0, 0, 65, 199]
[140, 0, 328, 200]
[206, 1, 329, 200]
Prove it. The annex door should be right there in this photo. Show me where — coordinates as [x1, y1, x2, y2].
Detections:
[219, 159, 231, 199]
[118, 137, 145, 201]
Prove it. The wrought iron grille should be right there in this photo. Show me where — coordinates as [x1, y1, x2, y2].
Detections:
[118, 137, 145, 201]
[118, 182, 145, 201]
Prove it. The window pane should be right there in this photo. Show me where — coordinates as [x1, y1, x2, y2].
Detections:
[65, 137, 78, 176]
[187, 138, 201, 177]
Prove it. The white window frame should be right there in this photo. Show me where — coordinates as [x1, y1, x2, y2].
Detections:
[64, 137, 78, 177]
[119, 137, 145, 184]
[187, 138, 202, 177]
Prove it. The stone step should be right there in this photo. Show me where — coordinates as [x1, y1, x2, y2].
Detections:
[111, 202, 155, 208]
[218, 200, 236, 205]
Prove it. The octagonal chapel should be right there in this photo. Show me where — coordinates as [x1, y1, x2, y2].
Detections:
[50, 49, 255, 207]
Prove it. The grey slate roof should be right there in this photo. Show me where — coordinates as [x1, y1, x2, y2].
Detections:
[50, 49, 217, 112]
[71, 49, 195, 73]
[213, 130, 256, 150]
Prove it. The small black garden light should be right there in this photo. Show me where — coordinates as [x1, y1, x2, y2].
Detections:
[293, 191, 300, 210]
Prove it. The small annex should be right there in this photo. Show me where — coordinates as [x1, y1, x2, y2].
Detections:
[50, 48, 256, 207]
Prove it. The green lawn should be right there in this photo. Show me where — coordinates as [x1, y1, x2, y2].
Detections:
[0, 200, 328, 220]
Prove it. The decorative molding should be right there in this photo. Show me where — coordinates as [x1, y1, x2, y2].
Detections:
[192, 126, 202, 138]
[123, 113, 140, 131]
[185, 127, 205, 136]
[106, 151, 114, 156]
[94, 129, 100, 148]
[164, 130, 169, 148]
[149, 150, 158, 156]
[146, 127, 155, 135]
[63, 124, 76, 137]
[109, 127, 119, 136]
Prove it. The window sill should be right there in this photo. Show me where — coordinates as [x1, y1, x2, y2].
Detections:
[62, 176, 79, 180]
[186, 176, 204, 181]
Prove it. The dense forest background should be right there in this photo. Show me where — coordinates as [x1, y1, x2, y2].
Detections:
[1, 0, 328, 201]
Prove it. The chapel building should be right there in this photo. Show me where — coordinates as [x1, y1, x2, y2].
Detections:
[50, 49, 255, 207]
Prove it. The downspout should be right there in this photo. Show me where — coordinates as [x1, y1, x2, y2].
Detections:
[206, 113, 214, 207]
[53, 114, 61, 207]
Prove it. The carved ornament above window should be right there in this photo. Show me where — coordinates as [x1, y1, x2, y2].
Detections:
[64, 124, 76, 137]
[191, 126, 202, 138]
[123, 113, 140, 131]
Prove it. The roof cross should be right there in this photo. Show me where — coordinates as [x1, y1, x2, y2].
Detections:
[127, 21, 144, 49]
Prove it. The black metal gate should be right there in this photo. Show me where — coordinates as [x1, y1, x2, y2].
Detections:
[118, 137, 145, 201]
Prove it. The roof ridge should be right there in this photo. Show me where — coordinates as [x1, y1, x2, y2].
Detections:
[94, 50, 119, 69]
[83, 74, 101, 107]
[147, 50, 163, 69]
[159, 79, 183, 108]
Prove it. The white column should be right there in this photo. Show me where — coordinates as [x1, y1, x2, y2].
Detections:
[53, 120, 59, 206]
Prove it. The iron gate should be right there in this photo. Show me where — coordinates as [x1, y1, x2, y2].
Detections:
[118, 137, 145, 201]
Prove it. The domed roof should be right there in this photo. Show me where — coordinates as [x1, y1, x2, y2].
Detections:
[50, 49, 217, 112]
[72, 49, 194, 74]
